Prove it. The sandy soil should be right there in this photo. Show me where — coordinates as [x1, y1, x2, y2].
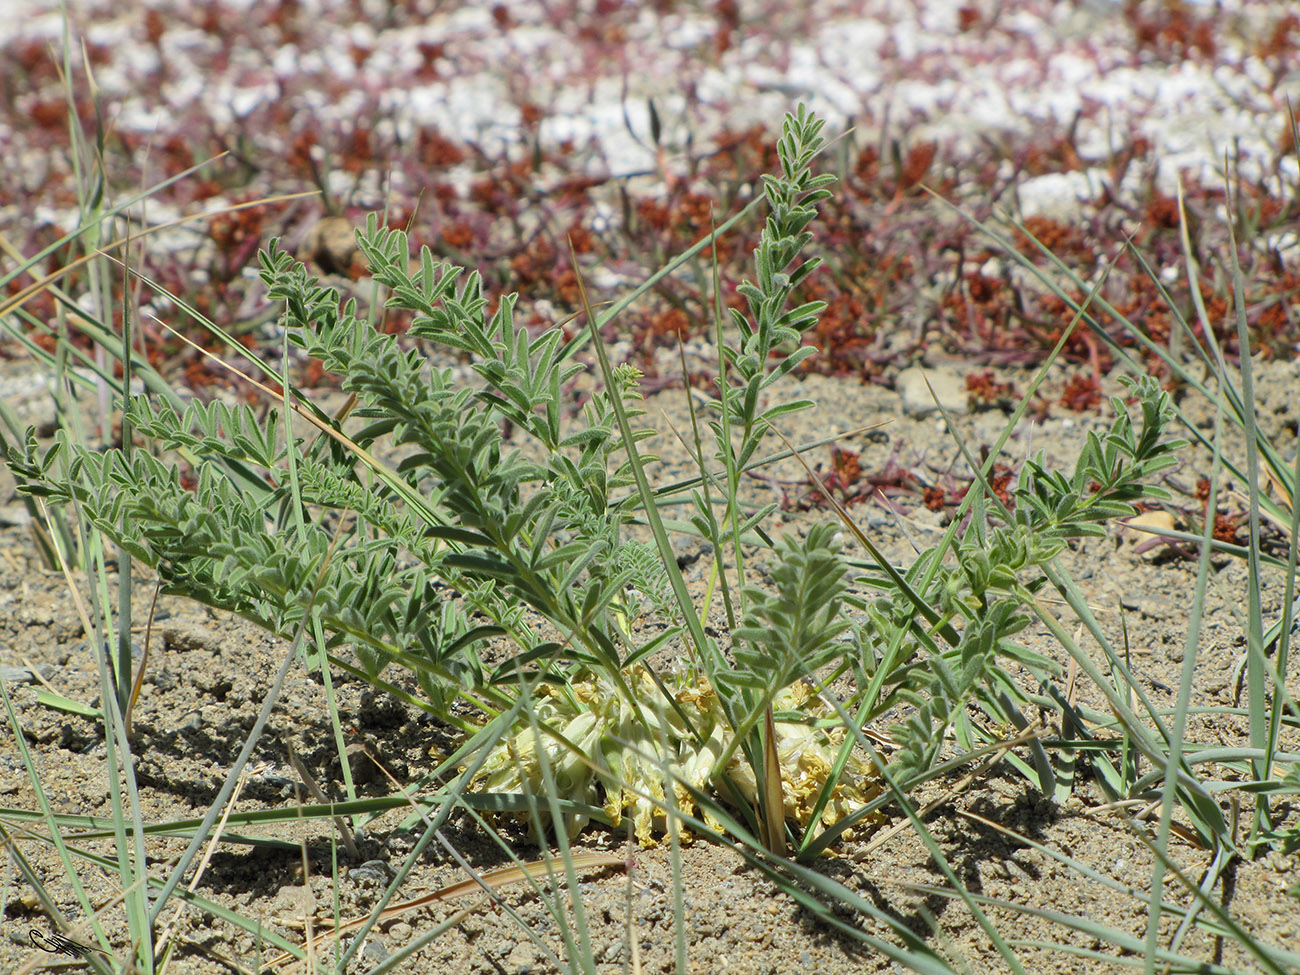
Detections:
[2, 1, 1299, 971]
[0, 351, 1297, 974]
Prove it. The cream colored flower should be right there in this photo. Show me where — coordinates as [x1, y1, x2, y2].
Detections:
[468, 668, 883, 847]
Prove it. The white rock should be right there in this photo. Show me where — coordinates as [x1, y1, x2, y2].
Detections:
[1122, 510, 1178, 561]
[1123, 510, 1176, 539]
[896, 367, 968, 418]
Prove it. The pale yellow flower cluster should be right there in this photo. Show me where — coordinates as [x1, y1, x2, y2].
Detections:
[470, 668, 883, 847]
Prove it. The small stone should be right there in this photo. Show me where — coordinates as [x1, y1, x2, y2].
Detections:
[349, 860, 391, 885]
[150, 669, 178, 692]
[385, 830, 416, 855]
[271, 885, 315, 921]
[599, 941, 624, 963]
[0, 503, 31, 527]
[0, 664, 54, 684]
[896, 366, 968, 417]
[9, 890, 41, 911]
[358, 937, 389, 965]
[386, 921, 412, 941]
[345, 742, 378, 785]
[1123, 510, 1178, 561]
[302, 215, 359, 276]
[1123, 510, 1176, 540]
[505, 941, 538, 973]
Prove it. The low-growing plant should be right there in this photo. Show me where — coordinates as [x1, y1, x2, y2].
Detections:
[7, 107, 1202, 859]
[12, 100, 1300, 975]
[910, 173, 1300, 972]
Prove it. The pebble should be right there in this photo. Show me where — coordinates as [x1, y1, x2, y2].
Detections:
[1123, 510, 1176, 536]
[385, 830, 417, 855]
[0, 503, 31, 527]
[271, 885, 315, 920]
[349, 860, 392, 884]
[599, 941, 624, 963]
[1267, 852, 1293, 872]
[358, 937, 389, 965]
[301, 215, 360, 276]
[895, 367, 968, 418]
[504, 941, 538, 973]
[1122, 510, 1177, 562]
[0, 663, 53, 684]
[345, 741, 379, 785]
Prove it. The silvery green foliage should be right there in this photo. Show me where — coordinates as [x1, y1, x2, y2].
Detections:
[858, 375, 1189, 780]
[4, 104, 1192, 821]
[8, 215, 675, 725]
[4, 112, 850, 750]
[684, 106, 849, 729]
[721, 104, 834, 448]
[726, 524, 853, 698]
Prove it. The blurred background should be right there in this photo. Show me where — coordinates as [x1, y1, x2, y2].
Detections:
[2, 0, 1297, 390]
